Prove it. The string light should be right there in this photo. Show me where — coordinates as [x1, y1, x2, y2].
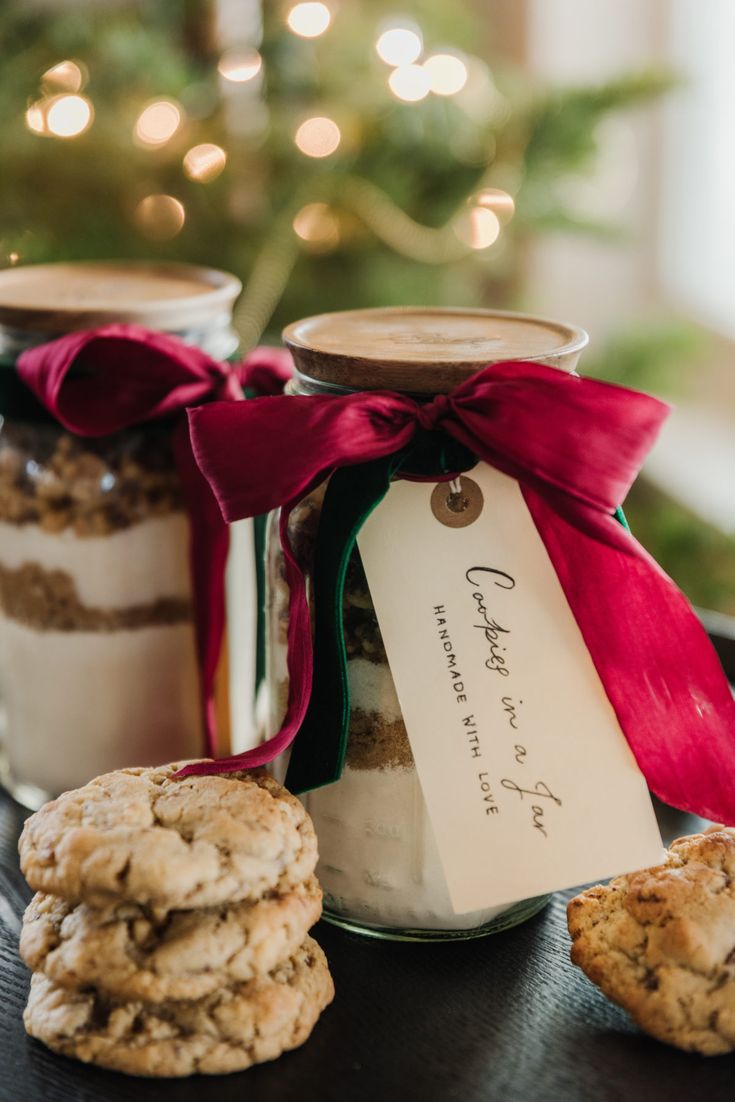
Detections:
[472, 187, 515, 223]
[183, 143, 227, 182]
[294, 116, 341, 157]
[42, 60, 85, 93]
[292, 202, 340, 251]
[134, 194, 186, 239]
[388, 64, 430, 103]
[8, 252, 19, 265]
[287, 2, 331, 38]
[25, 102, 46, 134]
[134, 100, 182, 147]
[454, 206, 501, 250]
[218, 48, 262, 83]
[46, 95, 93, 138]
[423, 53, 468, 96]
[375, 26, 422, 67]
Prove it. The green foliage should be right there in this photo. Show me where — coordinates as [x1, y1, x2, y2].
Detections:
[0, 0, 675, 340]
[625, 481, 735, 616]
[582, 315, 710, 398]
[1, 2, 730, 613]
[518, 68, 677, 232]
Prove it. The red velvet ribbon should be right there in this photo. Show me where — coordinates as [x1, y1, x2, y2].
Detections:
[17, 324, 292, 754]
[180, 360, 735, 824]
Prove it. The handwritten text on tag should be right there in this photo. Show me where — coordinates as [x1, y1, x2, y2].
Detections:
[358, 463, 664, 914]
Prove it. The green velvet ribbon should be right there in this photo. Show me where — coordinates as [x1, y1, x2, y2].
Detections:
[285, 429, 629, 795]
[285, 430, 474, 793]
[0, 351, 53, 421]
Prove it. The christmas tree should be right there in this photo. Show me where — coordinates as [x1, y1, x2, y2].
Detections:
[2, 0, 733, 613]
[0, 0, 672, 347]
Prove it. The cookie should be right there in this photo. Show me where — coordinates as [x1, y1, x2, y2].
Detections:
[567, 830, 735, 1055]
[24, 936, 334, 1077]
[18, 764, 317, 913]
[20, 876, 322, 1003]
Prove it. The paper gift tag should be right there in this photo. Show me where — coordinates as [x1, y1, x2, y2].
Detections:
[357, 462, 664, 914]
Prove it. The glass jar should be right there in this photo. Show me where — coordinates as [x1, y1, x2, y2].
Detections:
[0, 261, 244, 807]
[266, 307, 588, 941]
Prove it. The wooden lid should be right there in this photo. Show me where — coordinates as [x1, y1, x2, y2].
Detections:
[0, 261, 242, 335]
[283, 306, 588, 393]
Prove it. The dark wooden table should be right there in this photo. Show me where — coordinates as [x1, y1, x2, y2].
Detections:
[2, 620, 734, 1102]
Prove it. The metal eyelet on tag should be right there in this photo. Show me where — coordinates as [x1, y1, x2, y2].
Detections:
[430, 475, 484, 528]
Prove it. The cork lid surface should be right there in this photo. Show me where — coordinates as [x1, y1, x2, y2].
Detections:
[283, 307, 588, 392]
[0, 261, 241, 334]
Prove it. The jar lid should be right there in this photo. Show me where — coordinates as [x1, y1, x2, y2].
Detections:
[0, 261, 242, 336]
[283, 306, 588, 393]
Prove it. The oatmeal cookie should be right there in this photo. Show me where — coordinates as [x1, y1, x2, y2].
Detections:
[20, 876, 322, 1003]
[567, 829, 735, 1055]
[24, 936, 334, 1077]
[19, 763, 317, 913]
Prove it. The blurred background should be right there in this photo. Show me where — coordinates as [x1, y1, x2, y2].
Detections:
[1, 0, 733, 615]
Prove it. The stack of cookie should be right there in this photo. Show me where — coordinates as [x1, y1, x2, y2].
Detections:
[17, 763, 334, 1077]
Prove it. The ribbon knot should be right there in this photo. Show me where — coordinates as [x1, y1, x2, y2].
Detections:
[416, 392, 452, 432]
[17, 323, 292, 755]
[181, 358, 735, 825]
[211, 360, 243, 403]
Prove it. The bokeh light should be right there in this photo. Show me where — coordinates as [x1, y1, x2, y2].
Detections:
[287, 2, 331, 38]
[183, 143, 227, 182]
[134, 100, 182, 147]
[42, 60, 85, 93]
[134, 194, 186, 239]
[46, 95, 93, 138]
[217, 48, 262, 83]
[25, 102, 46, 134]
[423, 53, 468, 96]
[472, 187, 515, 223]
[292, 202, 340, 251]
[388, 64, 431, 103]
[375, 27, 422, 67]
[455, 206, 501, 250]
[294, 116, 341, 157]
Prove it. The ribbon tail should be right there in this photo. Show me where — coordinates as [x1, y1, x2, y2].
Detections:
[523, 486, 735, 825]
[172, 424, 230, 756]
[285, 454, 401, 794]
[176, 487, 315, 776]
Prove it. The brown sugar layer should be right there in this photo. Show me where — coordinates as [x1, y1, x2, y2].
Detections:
[345, 709, 414, 770]
[273, 678, 412, 771]
[0, 562, 192, 632]
[0, 423, 183, 535]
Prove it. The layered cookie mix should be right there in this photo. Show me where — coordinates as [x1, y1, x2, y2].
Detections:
[19, 765, 333, 1077]
[0, 422, 201, 795]
[266, 485, 512, 932]
[568, 828, 735, 1056]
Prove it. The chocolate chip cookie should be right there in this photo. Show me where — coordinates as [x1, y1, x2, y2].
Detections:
[24, 936, 334, 1077]
[18, 763, 318, 913]
[21, 876, 322, 1003]
[568, 829, 735, 1055]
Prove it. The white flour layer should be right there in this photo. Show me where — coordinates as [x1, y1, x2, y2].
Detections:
[0, 617, 202, 795]
[347, 658, 402, 722]
[0, 515, 191, 609]
[302, 764, 515, 931]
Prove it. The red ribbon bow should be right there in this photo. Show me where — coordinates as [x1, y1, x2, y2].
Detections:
[181, 359, 735, 824]
[18, 323, 292, 753]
